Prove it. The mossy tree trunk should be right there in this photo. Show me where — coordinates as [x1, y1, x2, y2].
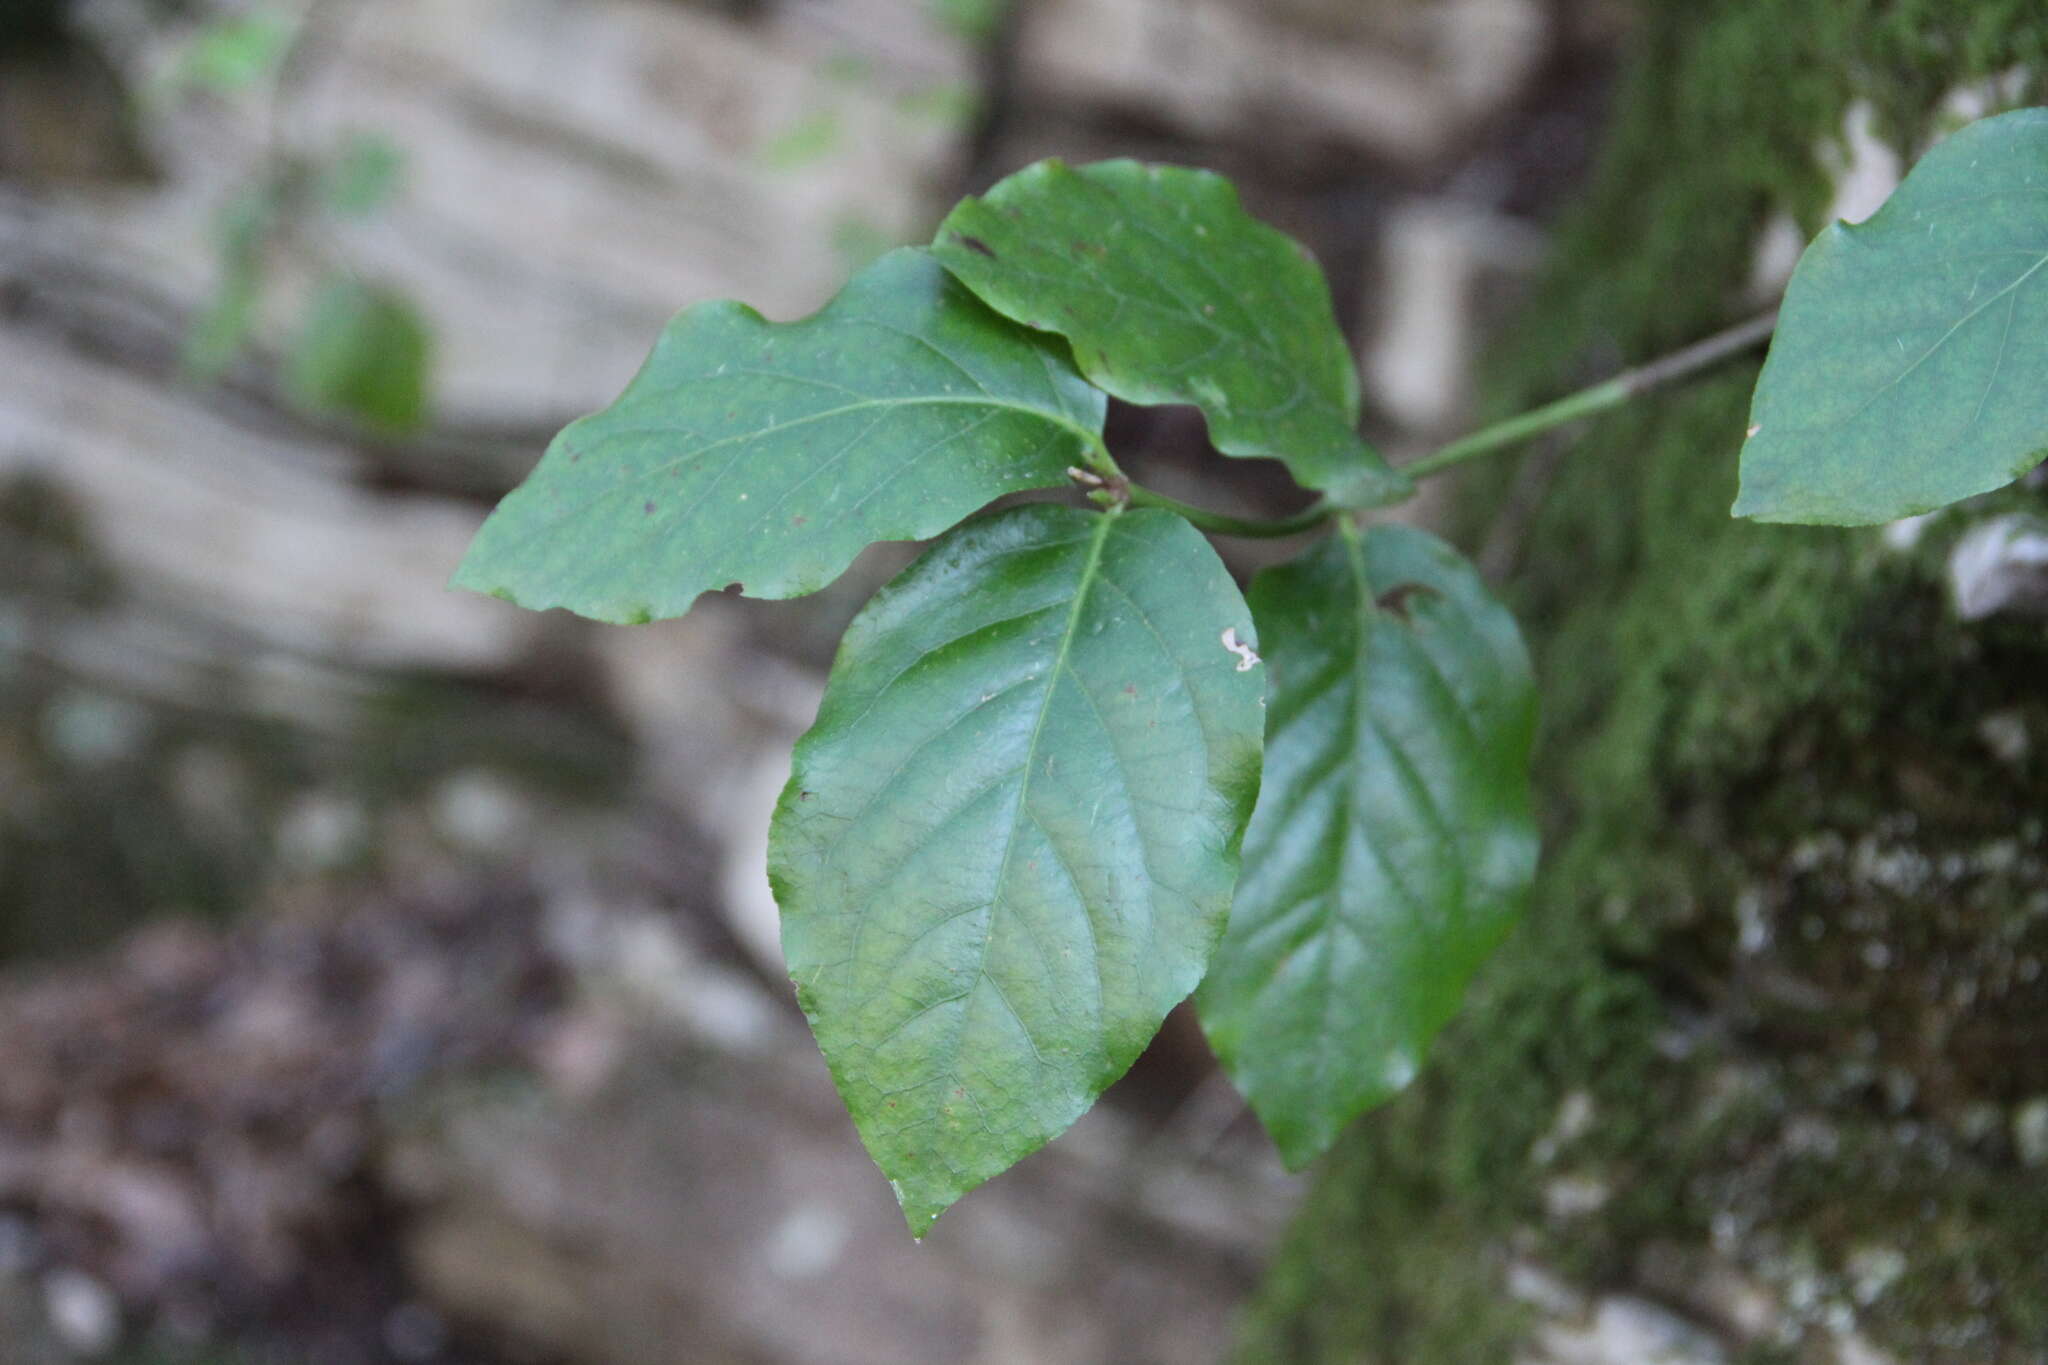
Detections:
[1237, 5, 2048, 1362]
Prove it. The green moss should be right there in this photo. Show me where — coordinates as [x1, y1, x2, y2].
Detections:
[1238, 4, 2048, 1361]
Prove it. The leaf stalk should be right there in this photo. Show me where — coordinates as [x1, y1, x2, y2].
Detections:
[1108, 308, 1779, 539]
[1121, 484, 1336, 538]
[1399, 309, 1779, 480]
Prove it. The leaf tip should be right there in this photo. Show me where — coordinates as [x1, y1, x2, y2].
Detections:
[1267, 1115, 1338, 1173]
[891, 1180, 950, 1241]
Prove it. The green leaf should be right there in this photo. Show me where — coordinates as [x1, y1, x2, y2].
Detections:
[1737, 107, 2048, 524]
[322, 132, 405, 217]
[759, 110, 841, 172]
[1197, 523, 1537, 1169]
[181, 185, 279, 382]
[927, 0, 1009, 42]
[164, 12, 296, 98]
[931, 160, 1410, 508]
[771, 504, 1265, 1234]
[285, 276, 431, 433]
[454, 249, 1104, 623]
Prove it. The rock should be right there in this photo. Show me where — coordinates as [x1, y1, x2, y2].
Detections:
[1748, 101, 1904, 298]
[274, 791, 372, 874]
[38, 0, 980, 425]
[430, 769, 536, 857]
[42, 1268, 121, 1357]
[1530, 1295, 1729, 1365]
[388, 1039, 1293, 1365]
[1844, 1246, 1907, 1307]
[0, 1276, 69, 1365]
[717, 737, 813, 975]
[1529, 1089, 1596, 1166]
[0, 324, 537, 678]
[1832, 1331, 1899, 1365]
[1542, 1174, 1611, 1220]
[1506, 1259, 1586, 1318]
[1949, 514, 2048, 621]
[38, 689, 151, 769]
[1013, 0, 1549, 167]
[0, 883, 567, 1353]
[2012, 1097, 2048, 1168]
[381, 1301, 449, 1363]
[1363, 198, 1547, 431]
[1819, 101, 1905, 227]
[1976, 710, 2030, 766]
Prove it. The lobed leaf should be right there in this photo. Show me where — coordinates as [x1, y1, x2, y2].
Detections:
[932, 160, 1411, 508]
[771, 504, 1266, 1234]
[1737, 107, 2048, 524]
[1197, 524, 1537, 1168]
[454, 249, 1105, 623]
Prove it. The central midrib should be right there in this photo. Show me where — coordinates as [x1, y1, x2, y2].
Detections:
[517, 392, 1102, 540]
[944, 510, 1118, 1078]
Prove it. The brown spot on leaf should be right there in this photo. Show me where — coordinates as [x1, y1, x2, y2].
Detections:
[792, 515, 808, 526]
[1375, 582, 1441, 622]
[955, 234, 997, 258]
[643, 500, 656, 515]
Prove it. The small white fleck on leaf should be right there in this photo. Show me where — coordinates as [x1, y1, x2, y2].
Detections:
[1220, 626, 1260, 671]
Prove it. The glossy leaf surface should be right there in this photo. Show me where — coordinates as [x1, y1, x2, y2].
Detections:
[771, 504, 1265, 1234]
[1737, 107, 2048, 524]
[932, 160, 1410, 508]
[455, 249, 1104, 622]
[1198, 524, 1536, 1168]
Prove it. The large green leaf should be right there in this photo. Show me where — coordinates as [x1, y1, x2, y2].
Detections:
[1197, 523, 1537, 1168]
[771, 504, 1265, 1234]
[931, 160, 1410, 509]
[1737, 107, 2048, 524]
[454, 249, 1105, 623]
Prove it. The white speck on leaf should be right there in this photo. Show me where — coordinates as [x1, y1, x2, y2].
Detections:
[1220, 627, 1259, 671]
